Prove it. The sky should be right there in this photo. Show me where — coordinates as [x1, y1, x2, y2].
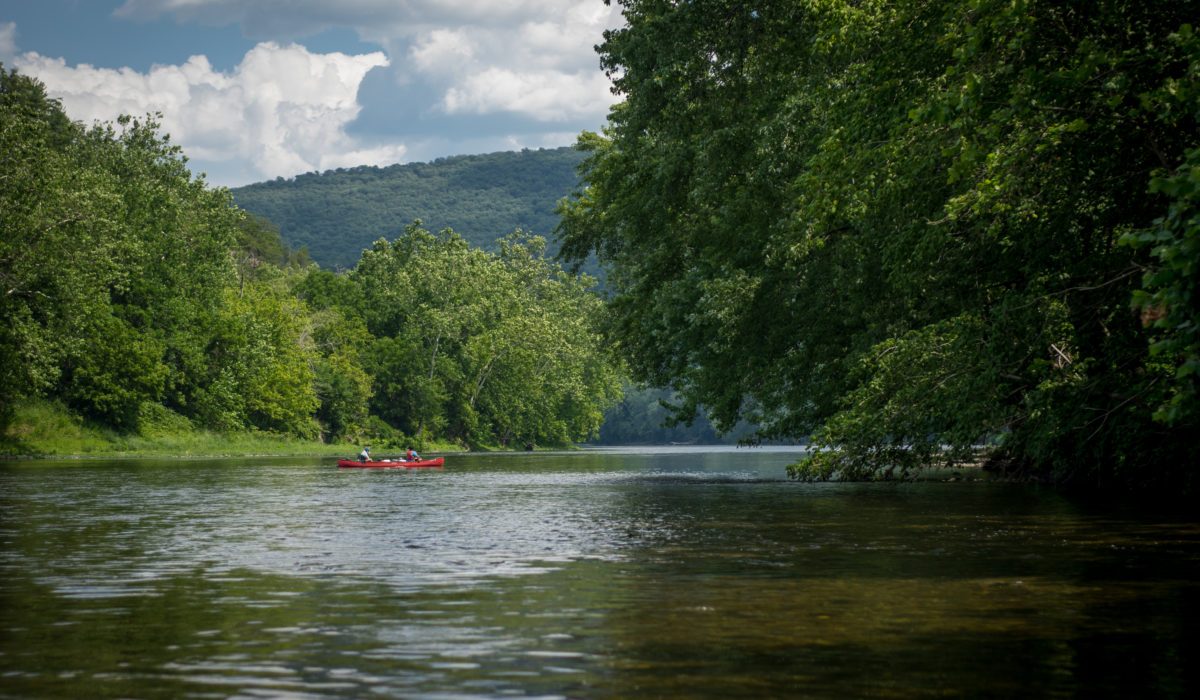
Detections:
[1, 0, 625, 188]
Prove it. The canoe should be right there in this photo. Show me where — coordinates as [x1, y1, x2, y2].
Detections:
[337, 457, 444, 469]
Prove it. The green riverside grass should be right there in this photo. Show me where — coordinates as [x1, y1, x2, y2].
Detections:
[2, 400, 462, 459]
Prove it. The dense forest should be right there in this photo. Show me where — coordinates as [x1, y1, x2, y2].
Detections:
[230, 149, 585, 270]
[558, 0, 1200, 490]
[1, 65, 622, 453]
[7, 0, 1197, 482]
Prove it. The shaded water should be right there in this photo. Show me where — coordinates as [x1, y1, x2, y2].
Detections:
[1, 447, 1197, 698]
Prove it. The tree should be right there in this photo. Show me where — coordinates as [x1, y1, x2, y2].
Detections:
[557, 1, 1200, 488]
[466, 232, 623, 447]
[351, 222, 621, 448]
[62, 114, 240, 428]
[1129, 26, 1200, 423]
[234, 214, 309, 294]
[2, 66, 114, 424]
[352, 223, 488, 438]
[2, 65, 275, 434]
[309, 308, 374, 441]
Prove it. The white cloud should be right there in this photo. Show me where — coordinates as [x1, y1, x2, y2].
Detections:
[9, 2, 625, 186]
[115, 0, 625, 127]
[444, 67, 613, 121]
[396, 3, 621, 122]
[14, 42, 402, 185]
[409, 28, 474, 76]
[0, 22, 18, 60]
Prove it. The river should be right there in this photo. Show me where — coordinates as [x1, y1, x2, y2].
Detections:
[1, 447, 1197, 698]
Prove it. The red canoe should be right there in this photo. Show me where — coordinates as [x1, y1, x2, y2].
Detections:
[337, 457, 444, 469]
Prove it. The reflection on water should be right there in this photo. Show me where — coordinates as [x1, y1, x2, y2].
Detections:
[2, 448, 1198, 698]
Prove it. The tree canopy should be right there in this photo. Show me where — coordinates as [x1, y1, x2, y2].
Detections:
[3, 64, 621, 453]
[319, 223, 623, 448]
[3, 66, 240, 430]
[556, 0, 1200, 488]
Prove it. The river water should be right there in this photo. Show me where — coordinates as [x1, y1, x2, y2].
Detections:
[1, 447, 1197, 698]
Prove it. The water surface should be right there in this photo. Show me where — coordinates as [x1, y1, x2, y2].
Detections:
[2, 447, 1197, 697]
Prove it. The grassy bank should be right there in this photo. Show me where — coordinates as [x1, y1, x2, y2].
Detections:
[1, 400, 460, 459]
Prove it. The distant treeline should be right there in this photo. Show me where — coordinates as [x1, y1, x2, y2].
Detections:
[594, 385, 762, 445]
[230, 148, 585, 271]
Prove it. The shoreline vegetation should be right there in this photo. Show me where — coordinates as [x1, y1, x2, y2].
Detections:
[8, 3, 1199, 494]
[0, 399, 1016, 486]
[2, 65, 623, 462]
[553, 1, 1200, 493]
[0, 400, 461, 460]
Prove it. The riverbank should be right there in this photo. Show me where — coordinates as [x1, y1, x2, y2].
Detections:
[1, 401, 463, 459]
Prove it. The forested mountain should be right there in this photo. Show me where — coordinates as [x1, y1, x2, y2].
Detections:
[230, 148, 584, 270]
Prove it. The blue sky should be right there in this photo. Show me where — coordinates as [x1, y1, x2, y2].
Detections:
[1, 1, 624, 187]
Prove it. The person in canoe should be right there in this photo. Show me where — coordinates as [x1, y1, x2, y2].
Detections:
[358, 446, 372, 463]
[405, 446, 420, 462]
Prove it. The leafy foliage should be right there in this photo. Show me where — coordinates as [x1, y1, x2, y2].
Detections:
[2, 66, 239, 431]
[557, 1, 1200, 489]
[341, 223, 623, 448]
[1123, 145, 1200, 424]
[4, 64, 621, 454]
[2, 67, 112, 420]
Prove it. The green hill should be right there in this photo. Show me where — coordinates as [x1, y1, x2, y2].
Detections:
[230, 147, 585, 270]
